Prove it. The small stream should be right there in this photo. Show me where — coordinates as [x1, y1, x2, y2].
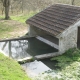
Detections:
[0, 37, 59, 78]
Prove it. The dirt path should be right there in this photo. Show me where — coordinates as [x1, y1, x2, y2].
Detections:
[0, 19, 29, 39]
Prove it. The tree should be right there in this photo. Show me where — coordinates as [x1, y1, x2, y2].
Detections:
[1, 0, 10, 20]
[72, 0, 75, 5]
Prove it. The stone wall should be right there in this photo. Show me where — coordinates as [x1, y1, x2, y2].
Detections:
[28, 26, 48, 37]
[59, 27, 77, 53]
[58, 20, 80, 53]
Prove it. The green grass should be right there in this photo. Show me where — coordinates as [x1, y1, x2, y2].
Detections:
[0, 23, 15, 39]
[51, 48, 80, 80]
[0, 11, 37, 23]
[0, 16, 4, 19]
[11, 11, 37, 23]
[0, 20, 28, 39]
[0, 53, 31, 80]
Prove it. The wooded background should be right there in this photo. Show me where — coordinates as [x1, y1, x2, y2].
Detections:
[0, 0, 80, 15]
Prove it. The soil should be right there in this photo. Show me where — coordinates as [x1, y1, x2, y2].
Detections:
[0, 19, 29, 39]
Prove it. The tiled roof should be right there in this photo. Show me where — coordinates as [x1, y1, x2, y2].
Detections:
[26, 4, 80, 36]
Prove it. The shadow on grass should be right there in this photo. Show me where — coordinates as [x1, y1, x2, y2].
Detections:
[0, 18, 11, 20]
[0, 18, 5, 20]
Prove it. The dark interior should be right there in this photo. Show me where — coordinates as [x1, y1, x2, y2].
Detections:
[77, 27, 80, 48]
[41, 34, 59, 45]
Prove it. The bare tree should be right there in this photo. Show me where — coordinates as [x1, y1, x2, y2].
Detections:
[1, 0, 10, 19]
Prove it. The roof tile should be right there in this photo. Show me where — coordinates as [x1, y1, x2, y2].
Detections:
[26, 4, 80, 36]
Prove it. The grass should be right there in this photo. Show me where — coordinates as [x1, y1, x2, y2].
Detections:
[0, 53, 31, 80]
[11, 11, 37, 23]
[0, 22, 14, 39]
[0, 20, 28, 40]
[34, 48, 80, 80]
[51, 48, 80, 80]
[0, 11, 37, 40]
[0, 16, 4, 19]
[0, 11, 37, 23]
[0, 22, 26, 39]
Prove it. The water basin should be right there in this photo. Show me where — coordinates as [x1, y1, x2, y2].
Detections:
[0, 38, 58, 60]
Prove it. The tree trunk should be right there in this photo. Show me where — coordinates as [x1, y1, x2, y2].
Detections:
[3, 0, 10, 20]
[72, 0, 75, 5]
[21, 0, 24, 13]
[4, 6, 10, 19]
[1, 6, 4, 15]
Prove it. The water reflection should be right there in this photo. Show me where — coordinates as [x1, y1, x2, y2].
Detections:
[0, 40, 29, 59]
[0, 38, 58, 60]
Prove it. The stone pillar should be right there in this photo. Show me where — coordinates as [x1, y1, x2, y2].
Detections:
[59, 27, 77, 53]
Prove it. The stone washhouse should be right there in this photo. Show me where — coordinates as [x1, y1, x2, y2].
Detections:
[26, 4, 80, 54]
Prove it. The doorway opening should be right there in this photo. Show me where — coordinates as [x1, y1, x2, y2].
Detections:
[77, 27, 80, 48]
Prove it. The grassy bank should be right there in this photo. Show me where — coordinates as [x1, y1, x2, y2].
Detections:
[51, 48, 80, 80]
[34, 48, 80, 80]
[0, 53, 31, 80]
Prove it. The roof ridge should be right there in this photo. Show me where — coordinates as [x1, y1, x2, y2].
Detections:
[55, 3, 80, 8]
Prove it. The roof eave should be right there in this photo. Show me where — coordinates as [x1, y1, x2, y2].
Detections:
[56, 19, 80, 38]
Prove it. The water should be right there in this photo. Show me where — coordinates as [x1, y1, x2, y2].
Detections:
[0, 37, 58, 69]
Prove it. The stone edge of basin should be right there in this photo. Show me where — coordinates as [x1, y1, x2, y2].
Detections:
[17, 52, 62, 64]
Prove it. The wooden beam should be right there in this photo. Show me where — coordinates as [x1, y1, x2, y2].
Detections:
[0, 36, 34, 42]
[36, 36, 59, 50]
